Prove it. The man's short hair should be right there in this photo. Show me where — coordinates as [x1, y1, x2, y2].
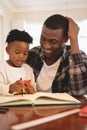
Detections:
[44, 14, 69, 37]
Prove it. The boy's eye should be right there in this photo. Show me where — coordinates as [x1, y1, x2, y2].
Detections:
[15, 51, 28, 56]
[15, 51, 20, 54]
[24, 52, 28, 55]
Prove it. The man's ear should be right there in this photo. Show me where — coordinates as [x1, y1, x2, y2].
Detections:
[63, 36, 68, 43]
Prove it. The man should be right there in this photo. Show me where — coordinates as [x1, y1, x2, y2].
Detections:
[26, 14, 87, 96]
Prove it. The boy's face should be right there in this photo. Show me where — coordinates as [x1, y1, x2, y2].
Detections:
[6, 41, 29, 67]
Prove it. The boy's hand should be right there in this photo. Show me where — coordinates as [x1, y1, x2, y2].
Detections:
[23, 80, 36, 94]
[9, 80, 25, 94]
[9, 80, 35, 94]
[24, 84, 36, 94]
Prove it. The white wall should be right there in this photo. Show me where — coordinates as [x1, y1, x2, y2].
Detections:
[0, 2, 87, 60]
[0, 1, 13, 60]
[12, 7, 87, 24]
[11, 6, 87, 54]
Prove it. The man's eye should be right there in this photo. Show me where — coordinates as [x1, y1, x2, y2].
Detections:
[50, 40, 58, 44]
[50, 40, 61, 45]
[41, 37, 46, 42]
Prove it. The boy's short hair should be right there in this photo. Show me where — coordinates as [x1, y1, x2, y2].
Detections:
[6, 29, 33, 44]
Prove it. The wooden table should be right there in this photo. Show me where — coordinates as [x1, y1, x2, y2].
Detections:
[0, 96, 87, 130]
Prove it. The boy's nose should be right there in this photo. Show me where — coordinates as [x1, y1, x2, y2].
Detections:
[19, 54, 24, 58]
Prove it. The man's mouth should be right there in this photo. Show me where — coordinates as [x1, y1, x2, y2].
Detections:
[43, 49, 52, 54]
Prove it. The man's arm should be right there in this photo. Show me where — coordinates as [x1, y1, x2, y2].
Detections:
[69, 52, 87, 96]
[66, 17, 80, 54]
[67, 17, 87, 96]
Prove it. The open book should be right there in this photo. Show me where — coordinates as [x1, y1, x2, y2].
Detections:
[0, 92, 81, 106]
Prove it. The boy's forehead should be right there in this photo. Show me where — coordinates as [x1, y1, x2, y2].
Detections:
[8, 40, 28, 45]
[7, 41, 29, 48]
[7, 42, 29, 51]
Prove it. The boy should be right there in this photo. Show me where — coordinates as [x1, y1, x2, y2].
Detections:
[0, 29, 36, 95]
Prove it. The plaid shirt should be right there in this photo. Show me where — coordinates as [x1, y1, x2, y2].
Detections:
[26, 45, 87, 96]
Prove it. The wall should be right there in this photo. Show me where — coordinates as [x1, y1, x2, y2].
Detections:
[11, 6, 87, 53]
[12, 7, 87, 26]
[0, 1, 13, 60]
[0, 2, 87, 60]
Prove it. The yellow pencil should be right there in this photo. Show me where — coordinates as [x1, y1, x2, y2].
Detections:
[20, 78, 23, 96]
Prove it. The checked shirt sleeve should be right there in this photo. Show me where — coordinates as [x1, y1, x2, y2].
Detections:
[69, 52, 87, 96]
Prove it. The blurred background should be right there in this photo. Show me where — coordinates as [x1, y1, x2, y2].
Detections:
[0, 0, 87, 60]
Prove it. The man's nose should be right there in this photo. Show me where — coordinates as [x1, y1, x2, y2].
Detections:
[43, 41, 51, 49]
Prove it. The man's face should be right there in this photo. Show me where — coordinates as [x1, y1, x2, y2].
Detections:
[40, 25, 67, 59]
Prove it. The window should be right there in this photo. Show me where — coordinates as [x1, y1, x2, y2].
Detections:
[24, 20, 87, 54]
[78, 20, 87, 54]
[24, 22, 42, 49]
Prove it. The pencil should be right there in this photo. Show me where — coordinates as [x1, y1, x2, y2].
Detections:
[21, 88, 23, 96]
[11, 108, 80, 130]
[20, 78, 23, 96]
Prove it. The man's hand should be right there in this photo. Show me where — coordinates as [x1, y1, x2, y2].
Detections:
[66, 17, 80, 54]
[66, 17, 79, 40]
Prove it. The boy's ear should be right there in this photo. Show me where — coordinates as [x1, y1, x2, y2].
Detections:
[6, 46, 10, 54]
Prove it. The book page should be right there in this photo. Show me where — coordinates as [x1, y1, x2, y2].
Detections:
[33, 92, 80, 103]
[0, 92, 81, 106]
[0, 94, 35, 105]
[34, 97, 81, 105]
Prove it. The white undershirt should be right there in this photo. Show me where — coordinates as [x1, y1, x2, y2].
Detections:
[0, 61, 36, 95]
[36, 58, 60, 92]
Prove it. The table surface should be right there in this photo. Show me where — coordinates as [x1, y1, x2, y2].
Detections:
[0, 96, 87, 130]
